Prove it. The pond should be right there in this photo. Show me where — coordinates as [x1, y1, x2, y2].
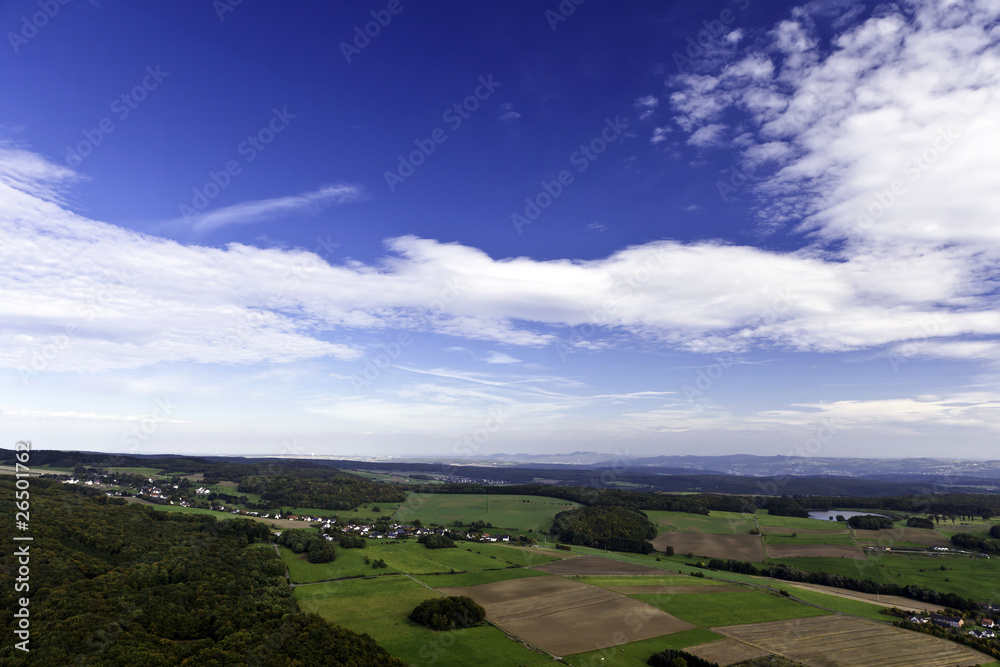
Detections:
[807, 510, 891, 521]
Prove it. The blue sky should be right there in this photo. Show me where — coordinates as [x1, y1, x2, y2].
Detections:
[3, 0, 1000, 460]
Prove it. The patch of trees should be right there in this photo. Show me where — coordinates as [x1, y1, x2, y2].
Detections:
[238, 474, 408, 510]
[907, 516, 935, 529]
[340, 534, 367, 548]
[418, 534, 455, 549]
[648, 648, 719, 666]
[991, 525, 1000, 539]
[950, 533, 1000, 555]
[551, 505, 657, 554]
[702, 558, 982, 611]
[0, 477, 403, 666]
[847, 515, 894, 530]
[409, 596, 486, 630]
[276, 529, 337, 563]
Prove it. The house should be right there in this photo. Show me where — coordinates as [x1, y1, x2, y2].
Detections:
[930, 614, 964, 628]
[908, 616, 928, 624]
[983, 619, 995, 627]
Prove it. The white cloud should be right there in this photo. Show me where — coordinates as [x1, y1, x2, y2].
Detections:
[634, 95, 659, 120]
[498, 102, 521, 122]
[182, 184, 362, 234]
[650, 127, 671, 144]
[0, 144, 80, 204]
[687, 123, 727, 147]
[484, 351, 521, 364]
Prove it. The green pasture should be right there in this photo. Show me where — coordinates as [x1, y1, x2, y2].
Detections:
[634, 588, 830, 627]
[772, 585, 894, 621]
[393, 492, 579, 532]
[646, 510, 756, 535]
[770, 553, 1000, 603]
[279, 539, 549, 583]
[764, 532, 857, 546]
[414, 568, 548, 588]
[295, 576, 550, 666]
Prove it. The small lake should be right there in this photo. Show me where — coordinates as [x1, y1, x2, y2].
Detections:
[807, 510, 891, 521]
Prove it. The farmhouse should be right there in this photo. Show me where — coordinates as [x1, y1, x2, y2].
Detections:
[983, 618, 995, 627]
[930, 614, 964, 628]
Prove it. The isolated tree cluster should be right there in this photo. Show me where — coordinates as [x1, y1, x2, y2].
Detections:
[409, 596, 486, 631]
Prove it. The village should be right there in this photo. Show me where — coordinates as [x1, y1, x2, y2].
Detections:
[57, 473, 518, 545]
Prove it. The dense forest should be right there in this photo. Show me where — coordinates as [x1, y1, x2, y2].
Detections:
[550, 505, 658, 553]
[0, 478, 404, 666]
[237, 473, 407, 510]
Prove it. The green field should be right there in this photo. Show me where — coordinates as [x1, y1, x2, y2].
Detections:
[565, 628, 722, 667]
[764, 532, 857, 546]
[933, 516, 996, 538]
[634, 588, 831, 627]
[295, 577, 551, 666]
[394, 493, 580, 532]
[346, 469, 444, 485]
[279, 539, 553, 583]
[773, 585, 894, 621]
[101, 466, 165, 477]
[33, 464, 76, 473]
[771, 553, 1000, 603]
[646, 510, 756, 535]
[414, 567, 548, 588]
[574, 575, 724, 588]
[756, 510, 853, 530]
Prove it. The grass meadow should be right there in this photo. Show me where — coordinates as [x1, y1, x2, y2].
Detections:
[393, 492, 580, 532]
[294, 576, 551, 666]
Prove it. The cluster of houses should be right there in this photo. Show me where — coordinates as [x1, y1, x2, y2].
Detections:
[908, 614, 996, 638]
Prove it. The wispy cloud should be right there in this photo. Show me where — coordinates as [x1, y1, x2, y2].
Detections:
[184, 184, 363, 234]
[633, 95, 659, 120]
[498, 102, 521, 122]
[0, 144, 80, 204]
[484, 351, 521, 364]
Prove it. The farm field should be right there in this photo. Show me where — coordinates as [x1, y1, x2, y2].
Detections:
[533, 555, 668, 576]
[414, 567, 548, 588]
[577, 575, 728, 588]
[686, 637, 770, 665]
[764, 543, 866, 559]
[770, 553, 1000, 602]
[716, 615, 993, 666]
[651, 532, 766, 561]
[646, 510, 756, 535]
[564, 628, 723, 667]
[393, 492, 579, 532]
[756, 510, 856, 530]
[762, 525, 851, 535]
[279, 539, 551, 583]
[935, 517, 996, 538]
[774, 581, 943, 617]
[345, 469, 444, 485]
[438, 574, 695, 655]
[295, 576, 551, 666]
[851, 526, 950, 547]
[633, 588, 831, 627]
[763, 532, 857, 546]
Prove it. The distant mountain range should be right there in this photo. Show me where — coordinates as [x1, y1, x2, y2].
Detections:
[395, 452, 1000, 480]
